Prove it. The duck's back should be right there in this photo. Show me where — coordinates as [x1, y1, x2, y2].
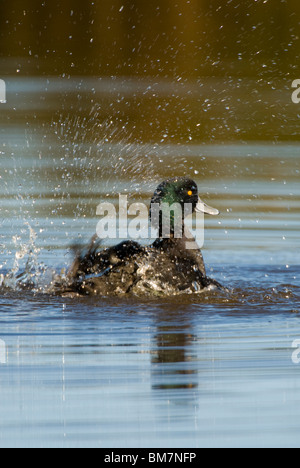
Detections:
[64, 235, 219, 297]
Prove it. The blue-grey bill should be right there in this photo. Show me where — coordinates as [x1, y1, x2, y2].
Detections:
[195, 198, 220, 216]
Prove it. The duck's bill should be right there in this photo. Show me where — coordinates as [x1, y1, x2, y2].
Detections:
[195, 198, 220, 216]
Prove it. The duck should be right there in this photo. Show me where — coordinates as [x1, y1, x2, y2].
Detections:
[64, 177, 222, 296]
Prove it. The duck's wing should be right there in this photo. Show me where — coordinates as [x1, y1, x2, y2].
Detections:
[64, 236, 146, 296]
[67, 235, 104, 280]
[67, 235, 146, 281]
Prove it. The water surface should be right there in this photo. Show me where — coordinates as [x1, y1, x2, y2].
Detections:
[0, 78, 300, 448]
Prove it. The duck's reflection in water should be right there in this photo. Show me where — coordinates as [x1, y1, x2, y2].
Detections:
[151, 308, 198, 391]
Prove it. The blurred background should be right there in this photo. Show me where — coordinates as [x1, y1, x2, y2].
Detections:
[0, 0, 299, 78]
[0, 0, 300, 141]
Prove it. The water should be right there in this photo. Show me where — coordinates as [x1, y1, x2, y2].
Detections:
[0, 78, 300, 448]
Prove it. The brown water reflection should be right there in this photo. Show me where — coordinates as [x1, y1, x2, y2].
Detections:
[151, 309, 198, 390]
[1, 76, 300, 142]
[1, 0, 300, 143]
[0, 0, 299, 78]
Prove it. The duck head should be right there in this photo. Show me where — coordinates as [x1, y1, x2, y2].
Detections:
[150, 177, 219, 238]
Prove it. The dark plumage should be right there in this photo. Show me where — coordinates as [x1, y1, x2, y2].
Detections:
[64, 177, 222, 296]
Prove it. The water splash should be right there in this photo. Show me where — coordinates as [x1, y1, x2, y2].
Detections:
[51, 110, 198, 201]
[0, 223, 65, 294]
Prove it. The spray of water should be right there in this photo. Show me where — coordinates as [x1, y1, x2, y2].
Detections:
[2, 108, 206, 295]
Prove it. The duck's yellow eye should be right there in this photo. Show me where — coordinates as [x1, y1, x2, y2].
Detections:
[187, 190, 193, 196]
